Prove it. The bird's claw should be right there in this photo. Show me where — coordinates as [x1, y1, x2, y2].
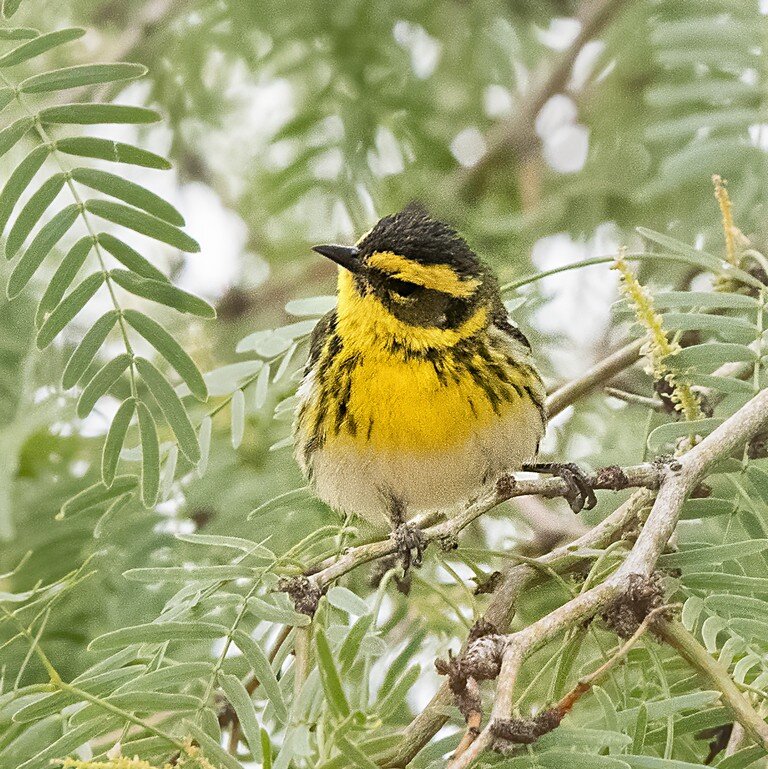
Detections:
[523, 462, 597, 514]
[392, 523, 426, 573]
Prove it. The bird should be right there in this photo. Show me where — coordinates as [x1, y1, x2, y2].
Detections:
[293, 204, 595, 570]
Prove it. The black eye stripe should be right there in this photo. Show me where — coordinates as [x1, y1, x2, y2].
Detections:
[388, 277, 420, 297]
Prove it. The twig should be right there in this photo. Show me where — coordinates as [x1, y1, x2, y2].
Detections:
[447, 384, 768, 769]
[309, 464, 659, 590]
[656, 619, 768, 751]
[547, 338, 644, 418]
[604, 387, 665, 411]
[377, 489, 653, 768]
[450, 603, 676, 763]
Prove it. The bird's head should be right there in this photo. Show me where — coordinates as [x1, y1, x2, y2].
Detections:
[313, 205, 499, 347]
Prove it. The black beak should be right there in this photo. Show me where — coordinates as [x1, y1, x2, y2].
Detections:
[312, 244, 363, 274]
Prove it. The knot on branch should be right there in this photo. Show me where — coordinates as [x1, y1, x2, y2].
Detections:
[602, 572, 666, 638]
[473, 570, 502, 595]
[277, 575, 323, 616]
[435, 622, 504, 720]
[495, 474, 516, 498]
[369, 556, 412, 594]
[490, 708, 564, 752]
[594, 465, 630, 490]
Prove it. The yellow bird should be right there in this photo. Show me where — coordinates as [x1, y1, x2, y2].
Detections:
[294, 205, 594, 569]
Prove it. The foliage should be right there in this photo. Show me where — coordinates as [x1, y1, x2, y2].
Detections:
[2, 2, 768, 769]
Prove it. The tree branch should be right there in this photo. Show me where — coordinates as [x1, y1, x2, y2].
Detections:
[457, 0, 634, 193]
[447, 384, 768, 768]
[377, 488, 653, 768]
[309, 463, 659, 589]
[656, 618, 768, 752]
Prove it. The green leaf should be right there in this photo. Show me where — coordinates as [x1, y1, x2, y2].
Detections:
[97, 232, 168, 282]
[261, 730, 273, 769]
[197, 416, 211, 476]
[660, 312, 756, 341]
[62, 309, 118, 389]
[73, 168, 182, 225]
[123, 309, 207, 401]
[160, 443, 177, 501]
[5, 173, 67, 259]
[137, 402, 159, 507]
[102, 397, 135, 485]
[135, 356, 200, 462]
[651, 290, 760, 310]
[40, 103, 160, 125]
[538, 753, 630, 769]
[647, 418, 723, 451]
[55, 136, 171, 169]
[689, 373, 753, 394]
[232, 629, 287, 724]
[77, 351, 133, 418]
[631, 703, 648, 755]
[0, 87, 13, 112]
[85, 199, 199, 251]
[114, 661, 212, 693]
[659, 540, 768, 568]
[254, 362, 270, 409]
[0, 116, 32, 160]
[315, 627, 350, 717]
[183, 720, 245, 769]
[378, 664, 420, 719]
[285, 295, 336, 316]
[60, 474, 137, 517]
[623, 757, 711, 769]
[246, 595, 311, 626]
[684, 572, 768, 594]
[231, 388, 245, 448]
[680, 498, 737, 520]
[670, 342, 756, 369]
[327, 586, 370, 616]
[8, 203, 79, 299]
[124, 565, 257, 582]
[0, 28, 39, 40]
[0, 27, 84, 67]
[16, 716, 121, 769]
[19, 62, 146, 93]
[176, 532, 274, 556]
[36, 236, 93, 327]
[89, 620, 227, 650]
[616, 691, 720, 728]
[0, 145, 49, 234]
[36, 271, 104, 349]
[70, 692, 201, 725]
[705, 594, 768, 622]
[719, 746, 767, 769]
[219, 673, 263, 759]
[110, 268, 216, 317]
[336, 737, 380, 769]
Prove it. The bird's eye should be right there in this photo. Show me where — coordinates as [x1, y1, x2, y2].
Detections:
[388, 278, 419, 298]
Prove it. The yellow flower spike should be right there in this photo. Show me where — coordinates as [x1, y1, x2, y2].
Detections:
[613, 248, 704, 425]
[713, 174, 738, 267]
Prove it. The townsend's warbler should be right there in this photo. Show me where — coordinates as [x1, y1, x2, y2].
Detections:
[294, 205, 594, 568]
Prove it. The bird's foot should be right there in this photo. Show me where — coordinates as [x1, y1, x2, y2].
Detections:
[391, 522, 426, 573]
[522, 462, 597, 514]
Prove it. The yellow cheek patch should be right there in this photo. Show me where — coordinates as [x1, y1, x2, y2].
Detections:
[336, 270, 487, 351]
[367, 251, 480, 298]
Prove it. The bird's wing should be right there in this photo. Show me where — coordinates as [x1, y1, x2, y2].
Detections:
[304, 308, 337, 374]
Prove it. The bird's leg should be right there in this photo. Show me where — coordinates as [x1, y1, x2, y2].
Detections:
[521, 462, 598, 514]
[387, 494, 426, 573]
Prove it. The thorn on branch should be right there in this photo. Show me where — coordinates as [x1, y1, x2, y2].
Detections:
[602, 572, 667, 638]
[278, 575, 323, 617]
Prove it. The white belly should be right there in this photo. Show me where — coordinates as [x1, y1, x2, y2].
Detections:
[304, 402, 542, 528]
